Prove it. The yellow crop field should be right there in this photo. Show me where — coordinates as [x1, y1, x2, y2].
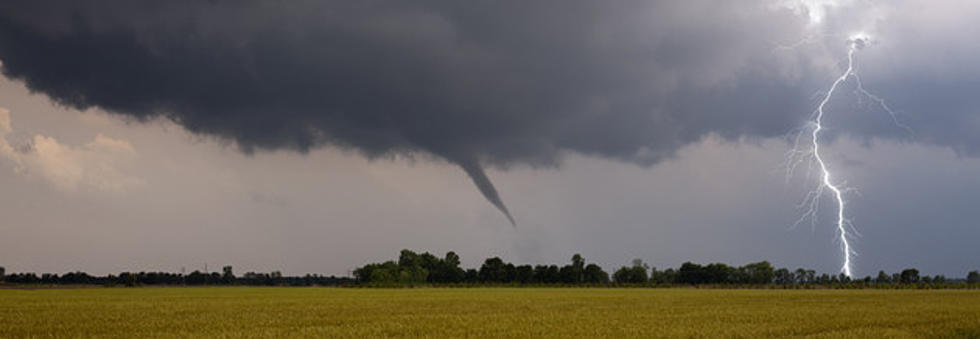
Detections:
[1, 287, 979, 337]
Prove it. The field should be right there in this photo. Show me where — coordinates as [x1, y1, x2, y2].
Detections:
[1, 287, 979, 337]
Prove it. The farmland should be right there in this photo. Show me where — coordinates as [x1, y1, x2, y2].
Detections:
[1, 288, 979, 337]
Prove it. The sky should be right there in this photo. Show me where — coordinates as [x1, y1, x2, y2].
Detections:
[0, 1, 978, 278]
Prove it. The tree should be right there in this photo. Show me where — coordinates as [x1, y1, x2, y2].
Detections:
[968, 271, 980, 284]
[440, 251, 465, 283]
[559, 265, 577, 283]
[571, 254, 585, 283]
[399, 249, 420, 268]
[899, 268, 920, 284]
[464, 268, 479, 283]
[875, 270, 891, 283]
[222, 266, 235, 284]
[515, 265, 534, 284]
[186, 271, 207, 285]
[774, 268, 794, 285]
[705, 263, 734, 284]
[614, 260, 648, 284]
[794, 268, 808, 284]
[741, 261, 775, 284]
[583, 264, 609, 284]
[479, 257, 508, 283]
[677, 262, 706, 284]
[122, 272, 138, 287]
[661, 268, 678, 284]
[0, 266, 5, 282]
[533, 265, 560, 284]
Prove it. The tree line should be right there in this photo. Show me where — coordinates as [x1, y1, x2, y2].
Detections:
[3, 253, 980, 288]
[0, 265, 352, 287]
[353, 250, 609, 285]
[352, 250, 980, 287]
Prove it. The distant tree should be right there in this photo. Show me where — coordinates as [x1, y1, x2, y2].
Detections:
[464, 268, 479, 283]
[442, 251, 465, 283]
[515, 265, 534, 284]
[899, 269, 920, 284]
[614, 260, 648, 284]
[705, 263, 734, 284]
[677, 262, 706, 284]
[613, 266, 647, 284]
[793, 268, 808, 284]
[875, 270, 891, 283]
[571, 254, 585, 283]
[559, 265, 575, 283]
[186, 271, 207, 285]
[121, 272, 138, 287]
[741, 261, 775, 284]
[399, 250, 420, 268]
[479, 257, 508, 283]
[774, 268, 793, 285]
[661, 268, 678, 284]
[968, 271, 980, 284]
[419, 252, 439, 270]
[0, 266, 5, 282]
[583, 264, 609, 284]
[533, 265, 560, 284]
[933, 275, 946, 283]
[222, 266, 235, 284]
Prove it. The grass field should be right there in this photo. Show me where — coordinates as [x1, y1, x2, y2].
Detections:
[1, 287, 979, 337]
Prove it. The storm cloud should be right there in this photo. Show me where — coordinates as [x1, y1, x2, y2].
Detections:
[1, 1, 978, 224]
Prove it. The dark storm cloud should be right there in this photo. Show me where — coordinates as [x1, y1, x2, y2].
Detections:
[1, 1, 976, 223]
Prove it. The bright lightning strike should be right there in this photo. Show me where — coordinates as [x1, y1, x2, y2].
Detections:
[786, 34, 910, 278]
[811, 41, 857, 278]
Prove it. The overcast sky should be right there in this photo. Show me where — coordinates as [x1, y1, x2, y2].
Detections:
[1, 0, 978, 278]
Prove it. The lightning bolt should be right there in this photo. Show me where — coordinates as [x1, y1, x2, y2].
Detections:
[785, 34, 910, 278]
[811, 42, 857, 277]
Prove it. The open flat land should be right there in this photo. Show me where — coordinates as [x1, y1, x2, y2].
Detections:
[1, 287, 979, 337]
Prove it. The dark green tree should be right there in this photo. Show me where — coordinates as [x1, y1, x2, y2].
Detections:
[479, 257, 508, 283]
[399, 249, 420, 268]
[222, 266, 235, 284]
[704, 263, 734, 284]
[515, 265, 534, 284]
[583, 264, 609, 283]
[677, 262, 706, 284]
[613, 260, 648, 283]
[774, 268, 794, 285]
[741, 261, 775, 284]
[967, 271, 980, 284]
[464, 268, 479, 283]
[440, 251, 466, 283]
[876, 270, 891, 283]
[571, 254, 585, 283]
[899, 269, 920, 284]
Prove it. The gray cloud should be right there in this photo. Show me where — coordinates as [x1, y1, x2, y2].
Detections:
[0, 1, 977, 224]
